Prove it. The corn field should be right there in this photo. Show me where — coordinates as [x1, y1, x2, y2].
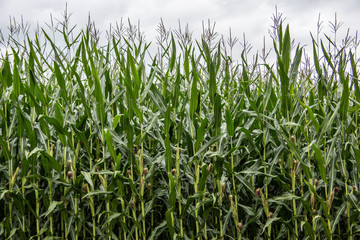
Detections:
[1, 14, 360, 240]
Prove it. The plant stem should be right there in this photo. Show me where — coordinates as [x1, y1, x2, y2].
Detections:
[49, 143, 54, 236]
[176, 143, 184, 238]
[5, 103, 13, 240]
[102, 128, 111, 240]
[230, 138, 240, 240]
[35, 182, 40, 240]
[91, 197, 95, 240]
[341, 122, 352, 240]
[292, 163, 298, 240]
[191, 121, 200, 240]
[140, 123, 146, 240]
[70, 107, 80, 239]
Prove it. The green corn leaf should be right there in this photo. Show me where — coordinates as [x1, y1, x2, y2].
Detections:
[127, 49, 141, 96]
[264, 76, 274, 110]
[278, 59, 290, 118]
[281, 134, 312, 179]
[312, 38, 322, 77]
[304, 180, 330, 219]
[214, 94, 222, 136]
[209, 62, 217, 105]
[53, 61, 66, 100]
[195, 118, 208, 151]
[73, 72, 91, 117]
[296, 97, 320, 133]
[39, 115, 69, 136]
[0, 138, 11, 160]
[104, 129, 116, 160]
[320, 216, 332, 239]
[141, 66, 156, 103]
[350, 52, 360, 103]
[41, 152, 61, 174]
[81, 171, 94, 190]
[234, 174, 255, 194]
[41, 201, 63, 218]
[168, 173, 176, 209]
[104, 69, 113, 100]
[339, 57, 349, 121]
[71, 125, 92, 157]
[238, 170, 276, 178]
[164, 107, 172, 172]
[165, 209, 175, 238]
[190, 58, 199, 120]
[225, 109, 234, 137]
[82, 190, 113, 199]
[198, 165, 211, 191]
[1, 55, 12, 87]
[81, 41, 93, 88]
[142, 112, 160, 140]
[352, 145, 360, 171]
[86, 43, 105, 125]
[12, 61, 21, 98]
[181, 191, 206, 218]
[332, 203, 346, 233]
[303, 221, 315, 240]
[149, 84, 167, 113]
[346, 193, 360, 212]
[261, 217, 280, 234]
[272, 193, 301, 201]
[317, 101, 341, 144]
[282, 25, 291, 73]
[169, 34, 176, 72]
[321, 40, 335, 70]
[184, 47, 190, 80]
[171, 60, 181, 109]
[242, 65, 251, 97]
[193, 133, 225, 158]
[312, 144, 327, 184]
[238, 204, 255, 216]
[6, 227, 18, 239]
[148, 220, 167, 240]
[104, 212, 122, 225]
[26, 147, 44, 159]
[124, 115, 134, 166]
[289, 45, 302, 84]
[113, 115, 122, 129]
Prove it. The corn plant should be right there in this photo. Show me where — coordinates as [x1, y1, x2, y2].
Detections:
[1, 12, 360, 240]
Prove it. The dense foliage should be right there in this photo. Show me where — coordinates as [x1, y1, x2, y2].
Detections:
[1, 14, 360, 240]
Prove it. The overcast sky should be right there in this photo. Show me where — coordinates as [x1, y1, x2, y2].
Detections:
[0, 0, 359, 58]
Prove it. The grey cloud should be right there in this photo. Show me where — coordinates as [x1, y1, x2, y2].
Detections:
[0, 0, 359, 55]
